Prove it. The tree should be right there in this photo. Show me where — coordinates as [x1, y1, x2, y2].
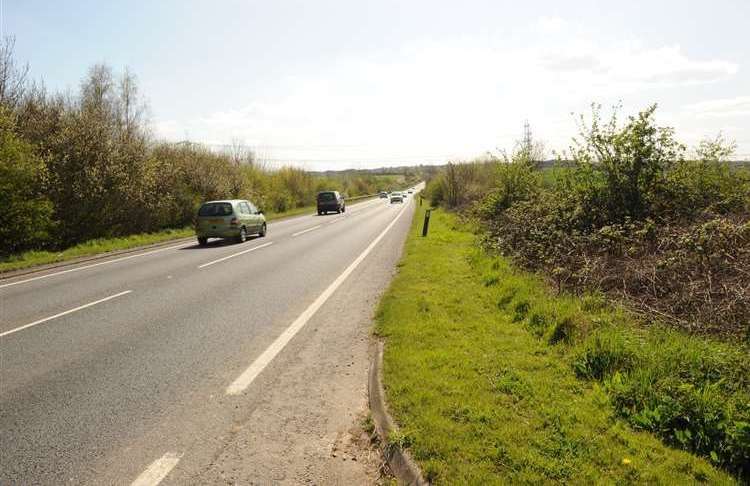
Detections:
[0, 36, 29, 110]
[0, 108, 54, 254]
[117, 67, 147, 141]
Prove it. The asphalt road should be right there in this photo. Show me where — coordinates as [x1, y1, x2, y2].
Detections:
[0, 187, 421, 485]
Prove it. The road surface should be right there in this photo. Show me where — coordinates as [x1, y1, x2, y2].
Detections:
[0, 190, 420, 485]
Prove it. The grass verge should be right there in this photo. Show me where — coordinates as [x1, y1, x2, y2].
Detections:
[0, 227, 195, 273]
[0, 197, 379, 274]
[375, 206, 743, 484]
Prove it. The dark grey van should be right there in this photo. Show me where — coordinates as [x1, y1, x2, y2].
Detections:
[316, 191, 346, 215]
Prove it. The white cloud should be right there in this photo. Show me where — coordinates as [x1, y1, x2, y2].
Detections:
[153, 19, 742, 169]
[683, 96, 750, 118]
[534, 16, 567, 34]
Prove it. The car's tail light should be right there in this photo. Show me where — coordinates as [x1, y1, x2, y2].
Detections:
[229, 218, 238, 226]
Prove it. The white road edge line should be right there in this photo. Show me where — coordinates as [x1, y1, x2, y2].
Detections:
[226, 201, 410, 395]
[0, 242, 192, 290]
[130, 452, 183, 486]
[0, 290, 133, 339]
[197, 241, 274, 269]
[291, 225, 322, 237]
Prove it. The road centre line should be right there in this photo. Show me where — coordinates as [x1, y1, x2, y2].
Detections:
[0, 242, 193, 290]
[226, 201, 410, 395]
[291, 225, 322, 237]
[0, 290, 133, 339]
[197, 241, 274, 269]
[130, 452, 183, 486]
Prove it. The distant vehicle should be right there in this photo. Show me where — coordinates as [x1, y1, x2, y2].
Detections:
[195, 199, 266, 245]
[408, 189, 414, 194]
[379, 191, 388, 198]
[317, 191, 346, 215]
[390, 192, 404, 204]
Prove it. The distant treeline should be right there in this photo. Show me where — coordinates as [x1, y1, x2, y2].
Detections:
[0, 38, 418, 256]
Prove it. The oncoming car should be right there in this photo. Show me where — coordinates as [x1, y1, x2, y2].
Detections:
[390, 192, 404, 203]
[195, 199, 267, 245]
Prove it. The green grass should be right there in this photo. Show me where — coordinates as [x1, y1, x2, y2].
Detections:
[264, 204, 318, 220]
[0, 227, 195, 273]
[0, 197, 378, 274]
[375, 206, 739, 484]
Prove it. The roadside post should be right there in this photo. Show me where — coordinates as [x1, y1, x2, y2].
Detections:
[419, 194, 423, 206]
[422, 209, 431, 237]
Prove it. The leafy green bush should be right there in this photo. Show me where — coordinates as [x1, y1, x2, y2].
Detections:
[657, 136, 750, 218]
[0, 109, 54, 255]
[567, 104, 685, 225]
[477, 158, 539, 218]
[474, 105, 749, 339]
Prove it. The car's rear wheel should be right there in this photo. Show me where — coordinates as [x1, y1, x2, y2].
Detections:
[236, 226, 247, 243]
[197, 237, 208, 246]
[259, 223, 267, 237]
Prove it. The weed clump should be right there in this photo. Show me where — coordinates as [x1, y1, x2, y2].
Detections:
[573, 326, 750, 478]
[513, 301, 531, 322]
[573, 327, 636, 380]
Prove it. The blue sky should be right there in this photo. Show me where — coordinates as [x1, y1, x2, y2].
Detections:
[5, 0, 750, 169]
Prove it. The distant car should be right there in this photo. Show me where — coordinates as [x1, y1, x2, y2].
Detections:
[379, 191, 388, 198]
[317, 191, 346, 215]
[195, 199, 266, 245]
[408, 189, 414, 194]
[390, 192, 404, 204]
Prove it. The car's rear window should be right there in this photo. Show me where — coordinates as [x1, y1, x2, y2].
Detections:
[317, 192, 335, 201]
[198, 202, 233, 217]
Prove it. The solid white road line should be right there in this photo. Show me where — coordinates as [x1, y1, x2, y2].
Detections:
[0, 242, 192, 290]
[130, 452, 182, 486]
[226, 201, 410, 395]
[0, 290, 133, 339]
[197, 241, 274, 269]
[291, 225, 322, 237]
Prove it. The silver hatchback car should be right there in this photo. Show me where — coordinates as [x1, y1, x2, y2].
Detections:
[195, 199, 267, 245]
